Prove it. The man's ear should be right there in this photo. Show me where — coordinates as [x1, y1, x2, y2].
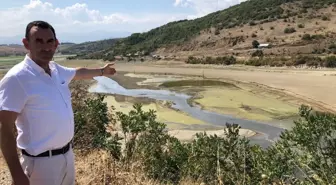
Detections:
[22, 38, 29, 51]
[55, 39, 59, 48]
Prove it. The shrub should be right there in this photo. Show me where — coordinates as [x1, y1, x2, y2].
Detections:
[249, 21, 257, 26]
[252, 40, 260, 48]
[284, 27, 296, 34]
[294, 56, 322, 66]
[251, 50, 264, 58]
[328, 43, 336, 54]
[323, 56, 336, 67]
[311, 34, 325, 40]
[251, 33, 257, 38]
[302, 34, 311, 41]
[322, 15, 330, 21]
[70, 81, 122, 158]
[185, 56, 236, 65]
[298, 24, 305, 28]
[270, 26, 274, 30]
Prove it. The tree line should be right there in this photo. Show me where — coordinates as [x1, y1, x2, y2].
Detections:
[186, 55, 336, 68]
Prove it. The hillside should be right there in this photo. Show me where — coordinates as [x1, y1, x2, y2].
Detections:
[0, 44, 26, 57]
[68, 0, 336, 62]
[59, 38, 120, 59]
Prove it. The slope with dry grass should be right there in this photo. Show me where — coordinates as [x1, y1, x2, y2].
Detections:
[156, 5, 336, 59]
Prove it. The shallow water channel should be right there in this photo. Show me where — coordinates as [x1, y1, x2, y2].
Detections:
[89, 76, 287, 148]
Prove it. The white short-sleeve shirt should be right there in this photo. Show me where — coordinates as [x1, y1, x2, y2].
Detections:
[0, 55, 76, 155]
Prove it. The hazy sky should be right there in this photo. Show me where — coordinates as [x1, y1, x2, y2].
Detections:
[0, 0, 246, 43]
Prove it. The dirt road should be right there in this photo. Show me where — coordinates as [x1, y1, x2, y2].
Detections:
[115, 62, 336, 112]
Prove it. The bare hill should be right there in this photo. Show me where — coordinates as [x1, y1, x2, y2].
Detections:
[156, 5, 336, 59]
[0, 45, 26, 56]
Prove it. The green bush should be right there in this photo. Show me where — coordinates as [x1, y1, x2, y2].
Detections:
[70, 81, 122, 158]
[186, 56, 236, 65]
[252, 40, 260, 48]
[295, 56, 322, 66]
[284, 27, 296, 34]
[302, 34, 311, 41]
[298, 24, 305, 28]
[251, 50, 264, 58]
[249, 21, 257, 26]
[323, 56, 336, 68]
[322, 15, 330, 21]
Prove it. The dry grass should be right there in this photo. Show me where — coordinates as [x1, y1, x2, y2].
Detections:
[1, 149, 200, 185]
[74, 150, 157, 185]
[155, 6, 336, 59]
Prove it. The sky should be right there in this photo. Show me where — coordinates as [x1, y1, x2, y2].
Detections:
[0, 0, 246, 44]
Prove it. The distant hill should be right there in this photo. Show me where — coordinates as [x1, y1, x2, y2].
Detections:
[71, 0, 336, 61]
[58, 38, 120, 59]
[0, 44, 26, 57]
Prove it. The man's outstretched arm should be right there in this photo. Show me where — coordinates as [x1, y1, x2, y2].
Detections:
[73, 63, 116, 80]
[0, 111, 29, 185]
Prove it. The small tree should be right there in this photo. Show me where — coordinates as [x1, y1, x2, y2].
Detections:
[302, 34, 311, 41]
[252, 40, 260, 48]
[284, 27, 296, 34]
[298, 24, 305, 28]
[252, 50, 264, 58]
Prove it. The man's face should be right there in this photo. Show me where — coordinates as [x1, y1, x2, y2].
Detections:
[23, 26, 59, 63]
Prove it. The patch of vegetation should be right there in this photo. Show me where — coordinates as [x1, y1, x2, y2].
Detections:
[328, 43, 336, 54]
[159, 80, 238, 88]
[252, 50, 264, 58]
[185, 55, 336, 68]
[297, 23, 305, 28]
[302, 33, 312, 40]
[294, 55, 336, 67]
[284, 27, 296, 34]
[71, 81, 121, 158]
[252, 40, 260, 48]
[301, 34, 326, 41]
[322, 15, 330, 21]
[186, 56, 236, 65]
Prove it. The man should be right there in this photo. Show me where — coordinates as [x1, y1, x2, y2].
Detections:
[0, 21, 116, 185]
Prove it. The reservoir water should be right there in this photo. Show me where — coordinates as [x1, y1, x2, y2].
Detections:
[89, 76, 287, 148]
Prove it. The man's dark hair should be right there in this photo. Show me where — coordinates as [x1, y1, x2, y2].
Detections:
[25, 20, 57, 40]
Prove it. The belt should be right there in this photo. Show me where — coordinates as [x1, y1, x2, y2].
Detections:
[22, 141, 72, 157]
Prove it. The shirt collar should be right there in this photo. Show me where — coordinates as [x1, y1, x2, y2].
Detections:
[24, 55, 56, 75]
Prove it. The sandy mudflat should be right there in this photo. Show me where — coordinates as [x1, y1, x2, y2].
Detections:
[115, 62, 336, 112]
[168, 129, 256, 141]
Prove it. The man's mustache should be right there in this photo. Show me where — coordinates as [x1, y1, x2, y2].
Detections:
[40, 50, 53, 54]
